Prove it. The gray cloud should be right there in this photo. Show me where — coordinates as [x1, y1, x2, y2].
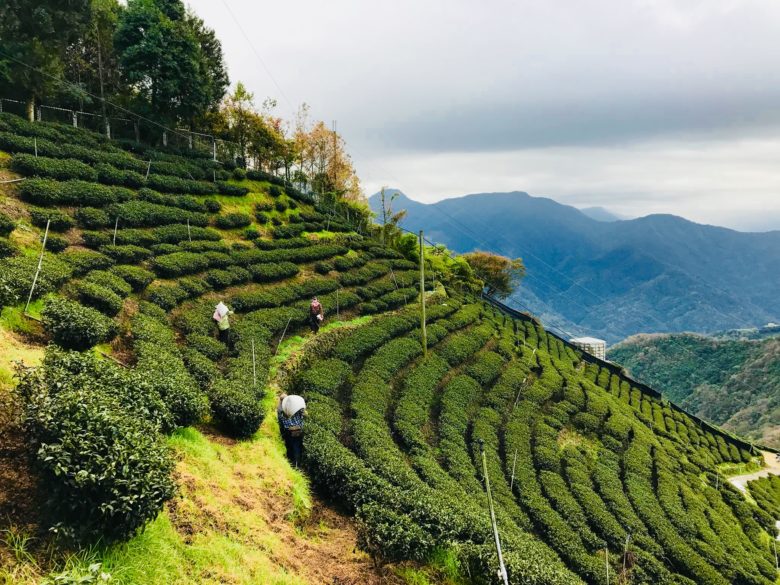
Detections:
[189, 0, 780, 230]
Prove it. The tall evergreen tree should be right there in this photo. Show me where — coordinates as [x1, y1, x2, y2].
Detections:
[0, 0, 93, 120]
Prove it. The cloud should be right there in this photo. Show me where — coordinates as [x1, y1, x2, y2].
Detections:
[189, 0, 780, 230]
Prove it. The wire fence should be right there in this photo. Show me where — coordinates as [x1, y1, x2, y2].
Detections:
[0, 97, 239, 163]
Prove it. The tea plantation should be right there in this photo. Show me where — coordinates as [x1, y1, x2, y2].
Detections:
[0, 113, 778, 584]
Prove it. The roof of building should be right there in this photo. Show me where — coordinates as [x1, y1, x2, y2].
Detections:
[570, 336, 606, 345]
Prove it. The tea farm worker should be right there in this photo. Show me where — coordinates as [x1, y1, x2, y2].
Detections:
[278, 394, 306, 467]
[213, 301, 233, 344]
[309, 296, 324, 334]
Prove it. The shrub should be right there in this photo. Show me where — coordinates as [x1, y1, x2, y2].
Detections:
[255, 200, 274, 213]
[99, 244, 152, 264]
[216, 181, 249, 196]
[28, 207, 75, 232]
[110, 265, 155, 292]
[274, 198, 288, 212]
[84, 270, 132, 297]
[42, 297, 117, 350]
[132, 314, 209, 427]
[314, 261, 334, 274]
[269, 184, 282, 198]
[20, 179, 126, 207]
[0, 212, 15, 236]
[255, 212, 270, 224]
[215, 212, 252, 229]
[146, 174, 215, 195]
[81, 230, 111, 248]
[76, 281, 124, 316]
[356, 502, 435, 562]
[181, 348, 220, 390]
[147, 284, 188, 310]
[152, 252, 210, 278]
[19, 369, 175, 542]
[62, 250, 114, 276]
[96, 163, 144, 188]
[232, 168, 247, 180]
[295, 359, 352, 396]
[209, 381, 265, 438]
[0, 254, 73, 307]
[12, 154, 97, 181]
[244, 227, 260, 240]
[75, 207, 111, 229]
[272, 224, 305, 239]
[0, 238, 17, 259]
[248, 261, 299, 283]
[109, 201, 210, 228]
[44, 233, 69, 252]
[187, 334, 226, 361]
[204, 199, 222, 213]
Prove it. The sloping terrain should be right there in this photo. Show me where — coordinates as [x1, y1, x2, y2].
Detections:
[370, 191, 780, 342]
[295, 294, 780, 584]
[609, 333, 780, 448]
[0, 115, 777, 585]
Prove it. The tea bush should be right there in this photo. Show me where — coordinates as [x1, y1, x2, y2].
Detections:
[76, 281, 124, 316]
[42, 297, 117, 350]
[12, 153, 97, 181]
[29, 207, 75, 232]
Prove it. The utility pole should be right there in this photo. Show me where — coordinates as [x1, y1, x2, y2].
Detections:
[478, 440, 509, 585]
[419, 230, 427, 357]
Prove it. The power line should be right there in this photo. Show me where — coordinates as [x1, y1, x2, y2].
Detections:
[218, 0, 296, 115]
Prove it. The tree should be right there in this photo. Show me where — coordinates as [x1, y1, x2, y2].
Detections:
[378, 187, 407, 246]
[0, 0, 93, 120]
[115, 0, 227, 127]
[462, 251, 525, 299]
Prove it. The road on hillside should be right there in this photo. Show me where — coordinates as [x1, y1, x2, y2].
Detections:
[728, 451, 780, 493]
[727, 451, 780, 541]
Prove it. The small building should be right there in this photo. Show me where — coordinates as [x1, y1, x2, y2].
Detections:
[570, 336, 607, 360]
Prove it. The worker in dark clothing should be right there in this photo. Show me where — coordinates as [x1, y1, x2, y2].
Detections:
[309, 296, 324, 334]
[277, 394, 306, 467]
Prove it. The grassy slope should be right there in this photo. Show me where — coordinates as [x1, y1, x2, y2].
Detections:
[609, 333, 780, 448]
[0, 321, 421, 584]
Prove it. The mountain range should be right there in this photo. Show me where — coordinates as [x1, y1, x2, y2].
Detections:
[369, 190, 780, 343]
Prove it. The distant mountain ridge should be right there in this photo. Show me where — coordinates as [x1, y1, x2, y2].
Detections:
[579, 206, 625, 222]
[369, 190, 780, 342]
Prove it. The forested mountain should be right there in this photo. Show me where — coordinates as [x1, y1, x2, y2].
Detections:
[370, 191, 780, 342]
[608, 333, 780, 448]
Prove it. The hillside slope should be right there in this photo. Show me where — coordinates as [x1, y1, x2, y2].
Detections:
[369, 191, 780, 342]
[608, 333, 780, 448]
[0, 115, 777, 585]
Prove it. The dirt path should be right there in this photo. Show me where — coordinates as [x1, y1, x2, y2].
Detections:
[728, 451, 780, 493]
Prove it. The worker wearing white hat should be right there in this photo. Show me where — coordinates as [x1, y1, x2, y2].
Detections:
[277, 393, 306, 467]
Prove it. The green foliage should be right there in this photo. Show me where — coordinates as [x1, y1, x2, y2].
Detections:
[214, 212, 252, 229]
[99, 244, 152, 264]
[44, 233, 69, 252]
[208, 381, 265, 439]
[20, 178, 129, 207]
[29, 206, 75, 232]
[0, 254, 73, 307]
[18, 348, 175, 543]
[42, 297, 117, 350]
[108, 200, 210, 228]
[294, 359, 352, 396]
[111, 266, 154, 292]
[84, 270, 133, 298]
[12, 154, 97, 182]
[0, 211, 15, 236]
[75, 207, 111, 229]
[76, 281, 124, 316]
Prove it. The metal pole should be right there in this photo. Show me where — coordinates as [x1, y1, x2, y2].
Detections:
[251, 339, 257, 388]
[275, 317, 293, 355]
[34, 137, 38, 157]
[509, 449, 518, 491]
[419, 230, 427, 358]
[623, 533, 631, 574]
[24, 220, 50, 315]
[478, 440, 509, 585]
[212, 138, 217, 161]
[113, 217, 119, 245]
[145, 160, 152, 180]
[605, 546, 610, 585]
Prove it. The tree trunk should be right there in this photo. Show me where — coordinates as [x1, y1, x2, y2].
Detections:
[26, 95, 35, 122]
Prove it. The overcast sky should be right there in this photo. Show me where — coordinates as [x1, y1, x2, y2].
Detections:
[189, 0, 780, 231]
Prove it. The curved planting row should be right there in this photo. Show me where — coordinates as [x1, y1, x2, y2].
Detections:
[293, 296, 779, 584]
